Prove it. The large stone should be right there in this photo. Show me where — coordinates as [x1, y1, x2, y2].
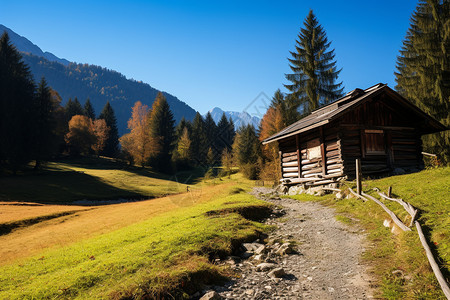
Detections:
[253, 254, 264, 262]
[255, 244, 266, 255]
[200, 291, 223, 300]
[288, 185, 305, 195]
[256, 262, 277, 272]
[242, 243, 264, 253]
[268, 267, 286, 278]
[275, 243, 295, 255]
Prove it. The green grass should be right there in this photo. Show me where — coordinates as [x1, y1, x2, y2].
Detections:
[289, 167, 450, 299]
[0, 157, 189, 203]
[0, 187, 271, 299]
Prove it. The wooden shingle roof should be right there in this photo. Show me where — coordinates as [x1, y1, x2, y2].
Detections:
[262, 83, 447, 144]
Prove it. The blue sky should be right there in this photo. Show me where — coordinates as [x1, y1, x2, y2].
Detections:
[1, 0, 417, 115]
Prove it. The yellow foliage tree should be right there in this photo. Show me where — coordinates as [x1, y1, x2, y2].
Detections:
[65, 115, 96, 156]
[119, 101, 155, 166]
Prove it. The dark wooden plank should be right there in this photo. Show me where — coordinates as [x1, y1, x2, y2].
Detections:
[320, 127, 327, 176]
[296, 134, 302, 178]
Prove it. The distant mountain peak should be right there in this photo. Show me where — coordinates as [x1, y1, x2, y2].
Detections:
[206, 107, 260, 129]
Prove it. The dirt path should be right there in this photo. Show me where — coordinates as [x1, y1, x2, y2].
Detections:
[216, 188, 374, 299]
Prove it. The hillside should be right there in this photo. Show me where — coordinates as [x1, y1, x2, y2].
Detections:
[1, 24, 197, 135]
[0, 159, 270, 298]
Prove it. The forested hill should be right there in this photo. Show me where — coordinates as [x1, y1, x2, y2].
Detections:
[2, 24, 197, 135]
[22, 53, 197, 135]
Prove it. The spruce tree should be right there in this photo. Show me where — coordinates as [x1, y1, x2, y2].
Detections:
[227, 117, 236, 147]
[175, 117, 191, 142]
[190, 112, 207, 165]
[395, 0, 450, 164]
[216, 113, 231, 153]
[147, 92, 175, 171]
[33, 77, 57, 169]
[204, 111, 218, 160]
[285, 10, 344, 115]
[232, 124, 260, 179]
[99, 101, 119, 157]
[0, 32, 35, 171]
[65, 97, 83, 120]
[84, 98, 96, 120]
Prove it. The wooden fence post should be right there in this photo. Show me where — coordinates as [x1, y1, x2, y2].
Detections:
[356, 158, 362, 195]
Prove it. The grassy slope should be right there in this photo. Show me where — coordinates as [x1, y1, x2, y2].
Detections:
[290, 167, 450, 299]
[0, 158, 188, 203]
[0, 161, 271, 299]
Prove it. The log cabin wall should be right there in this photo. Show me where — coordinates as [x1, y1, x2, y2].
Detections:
[269, 85, 445, 184]
[339, 94, 423, 178]
[279, 123, 343, 181]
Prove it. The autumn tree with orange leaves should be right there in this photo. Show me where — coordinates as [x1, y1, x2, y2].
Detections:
[92, 119, 110, 156]
[258, 90, 296, 181]
[65, 115, 97, 156]
[119, 101, 154, 166]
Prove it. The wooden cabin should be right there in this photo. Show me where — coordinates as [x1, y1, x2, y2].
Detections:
[262, 83, 447, 186]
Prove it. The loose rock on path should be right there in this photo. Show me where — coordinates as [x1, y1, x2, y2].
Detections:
[207, 187, 374, 300]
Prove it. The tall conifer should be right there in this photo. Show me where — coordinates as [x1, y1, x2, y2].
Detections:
[190, 112, 207, 165]
[65, 97, 83, 120]
[285, 10, 343, 115]
[0, 32, 35, 171]
[216, 113, 231, 153]
[395, 0, 450, 163]
[84, 98, 95, 120]
[33, 77, 57, 169]
[147, 92, 175, 171]
[99, 101, 119, 157]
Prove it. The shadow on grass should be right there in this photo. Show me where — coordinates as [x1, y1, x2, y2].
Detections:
[53, 157, 208, 184]
[0, 170, 144, 205]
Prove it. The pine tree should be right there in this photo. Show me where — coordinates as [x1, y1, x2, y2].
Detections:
[99, 101, 119, 157]
[0, 32, 35, 172]
[172, 126, 192, 170]
[147, 92, 175, 171]
[175, 117, 191, 142]
[216, 113, 231, 153]
[176, 127, 191, 161]
[190, 112, 207, 165]
[270, 89, 299, 126]
[395, 0, 450, 164]
[33, 77, 57, 169]
[227, 117, 236, 148]
[285, 10, 344, 115]
[65, 97, 83, 120]
[232, 124, 260, 179]
[204, 111, 218, 161]
[84, 98, 96, 120]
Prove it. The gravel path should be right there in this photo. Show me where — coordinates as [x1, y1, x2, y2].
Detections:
[214, 188, 374, 300]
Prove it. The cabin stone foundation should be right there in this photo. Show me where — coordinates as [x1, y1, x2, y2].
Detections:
[276, 181, 342, 196]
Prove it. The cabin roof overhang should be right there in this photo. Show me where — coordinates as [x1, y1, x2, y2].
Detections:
[262, 83, 447, 145]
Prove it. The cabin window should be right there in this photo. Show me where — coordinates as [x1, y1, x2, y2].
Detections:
[365, 129, 385, 154]
[306, 138, 321, 159]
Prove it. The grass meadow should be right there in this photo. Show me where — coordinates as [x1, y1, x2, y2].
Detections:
[0, 159, 272, 298]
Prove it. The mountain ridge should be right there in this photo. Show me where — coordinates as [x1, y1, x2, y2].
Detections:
[1, 24, 197, 135]
[207, 107, 261, 129]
